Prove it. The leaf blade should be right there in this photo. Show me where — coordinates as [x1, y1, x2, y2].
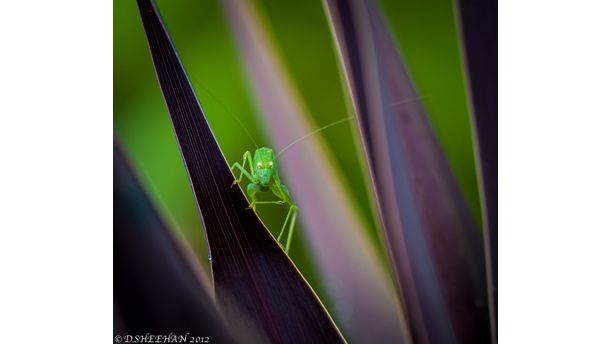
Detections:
[223, 0, 410, 342]
[456, 0, 498, 335]
[324, 0, 491, 342]
[114, 143, 233, 342]
[135, 1, 346, 342]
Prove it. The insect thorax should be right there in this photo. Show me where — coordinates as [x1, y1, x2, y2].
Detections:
[253, 147, 278, 185]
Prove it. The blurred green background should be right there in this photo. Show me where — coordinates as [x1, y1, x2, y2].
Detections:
[114, 0, 479, 319]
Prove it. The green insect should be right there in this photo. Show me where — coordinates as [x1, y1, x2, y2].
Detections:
[231, 147, 298, 253]
[194, 73, 353, 253]
[229, 117, 352, 254]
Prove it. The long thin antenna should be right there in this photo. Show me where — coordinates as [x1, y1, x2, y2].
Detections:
[275, 116, 354, 157]
[193, 80, 260, 148]
[386, 95, 427, 108]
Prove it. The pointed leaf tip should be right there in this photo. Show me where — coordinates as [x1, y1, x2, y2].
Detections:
[135, 0, 346, 342]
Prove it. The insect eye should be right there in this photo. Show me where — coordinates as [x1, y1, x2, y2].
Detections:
[269, 162, 274, 167]
[257, 162, 263, 168]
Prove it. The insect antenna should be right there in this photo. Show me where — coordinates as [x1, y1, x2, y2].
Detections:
[385, 95, 427, 108]
[193, 80, 260, 149]
[275, 116, 355, 158]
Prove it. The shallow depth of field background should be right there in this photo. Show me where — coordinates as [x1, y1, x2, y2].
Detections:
[114, 0, 479, 320]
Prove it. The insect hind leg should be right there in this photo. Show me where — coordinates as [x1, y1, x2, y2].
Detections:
[284, 206, 298, 253]
[271, 182, 298, 253]
[277, 205, 298, 253]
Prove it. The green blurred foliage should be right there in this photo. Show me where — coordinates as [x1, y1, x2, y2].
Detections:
[114, 0, 480, 322]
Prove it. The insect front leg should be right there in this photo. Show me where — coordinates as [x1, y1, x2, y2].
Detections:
[247, 183, 261, 210]
[230, 150, 255, 186]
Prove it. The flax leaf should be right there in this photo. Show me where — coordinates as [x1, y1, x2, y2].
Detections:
[223, 0, 409, 342]
[135, 1, 345, 342]
[324, 0, 491, 342]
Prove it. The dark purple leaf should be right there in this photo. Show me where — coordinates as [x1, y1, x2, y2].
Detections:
[324, 0, 491, 342]
[134, 1, 345, 342]
[114, 143, 234, 342]
[456, 0, 498, 333]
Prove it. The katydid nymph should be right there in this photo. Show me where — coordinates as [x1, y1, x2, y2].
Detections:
[194, 80, 352, 253]
[229, 117, 352, 254]
[230, 147, 297, 252]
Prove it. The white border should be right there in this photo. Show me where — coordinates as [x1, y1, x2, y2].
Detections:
[501, 0, 612, 342]
[0, 0, 611, 342]
[0, 1, 112, 343]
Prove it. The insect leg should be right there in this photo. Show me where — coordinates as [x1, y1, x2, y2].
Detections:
[230, 151, 255, 186]
[253, 201, 286, 206]
[276, 205, 298, 252]
[276, 203, 292, 239]
[247, 183, 261, 210]
[272, 180, 298, 252]
[284, 206, 298, 253]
